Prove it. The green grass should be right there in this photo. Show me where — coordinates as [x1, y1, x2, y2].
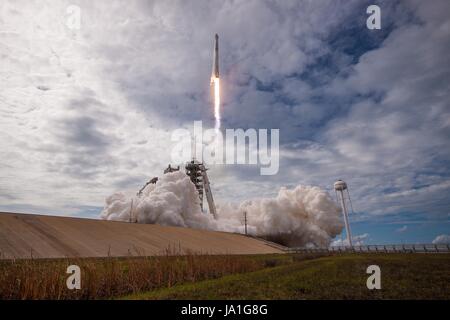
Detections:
[124, 254, 450, 300]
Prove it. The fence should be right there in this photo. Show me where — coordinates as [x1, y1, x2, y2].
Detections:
[285, 243, 450, 254]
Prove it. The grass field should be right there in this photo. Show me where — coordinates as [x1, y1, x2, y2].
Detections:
[124, 253, 450, 300]
[0, 252, 300, 299]
[1, 253, 448, 299]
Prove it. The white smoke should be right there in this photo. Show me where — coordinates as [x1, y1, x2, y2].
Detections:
[101, 171, 213, 230]
[101, 171, 344, 247]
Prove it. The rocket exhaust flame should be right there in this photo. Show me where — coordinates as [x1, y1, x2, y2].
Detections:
[213, 77, 220, 131]
[211, 34, 221, 132]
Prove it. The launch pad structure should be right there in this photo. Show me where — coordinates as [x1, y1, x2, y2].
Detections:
[138, 159, 218, 219]
[185, 159, 217, 219]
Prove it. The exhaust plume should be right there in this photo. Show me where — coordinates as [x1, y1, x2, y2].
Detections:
[101, 171, 343, 247]
[212, 77, 221, 132]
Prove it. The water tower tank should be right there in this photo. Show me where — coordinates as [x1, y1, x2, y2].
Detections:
[334, 180, 347, 191]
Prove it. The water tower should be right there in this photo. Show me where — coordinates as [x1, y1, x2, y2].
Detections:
[334, 180, 353, 247]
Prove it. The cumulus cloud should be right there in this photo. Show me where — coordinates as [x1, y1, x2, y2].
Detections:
[432, 234, 450, 244]
[331, 233, 370, 246]
[396, 225, 408, 233]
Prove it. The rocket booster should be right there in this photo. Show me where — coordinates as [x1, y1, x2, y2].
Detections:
[211, 34, 219, 79]
[211, 34, 221, 132]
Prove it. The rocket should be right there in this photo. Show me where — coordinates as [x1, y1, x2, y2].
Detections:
[211, 34, 219, 79]
[211, 34, 221, 132]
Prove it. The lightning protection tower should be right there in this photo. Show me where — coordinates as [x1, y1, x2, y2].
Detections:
[334, 180, 353, 247]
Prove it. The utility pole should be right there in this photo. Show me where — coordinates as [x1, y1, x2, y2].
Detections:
[244, 211, 248, 235]
[129, 199, 134, 223]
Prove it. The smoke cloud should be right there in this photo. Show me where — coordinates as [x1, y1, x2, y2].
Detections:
[101, 171, 343, 247]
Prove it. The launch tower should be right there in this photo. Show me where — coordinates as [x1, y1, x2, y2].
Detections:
[185, 159, 217, 219]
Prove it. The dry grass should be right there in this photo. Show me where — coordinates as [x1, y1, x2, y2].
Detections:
[0, 248, 290, 300]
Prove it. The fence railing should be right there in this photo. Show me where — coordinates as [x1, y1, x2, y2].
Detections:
[285, 243, 450, 254]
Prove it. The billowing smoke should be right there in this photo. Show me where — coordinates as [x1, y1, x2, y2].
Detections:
[101, 171, 343, 247]
[101, 171, 213, 230]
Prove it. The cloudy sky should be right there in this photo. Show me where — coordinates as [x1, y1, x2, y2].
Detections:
[1, 0, 449, 244]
